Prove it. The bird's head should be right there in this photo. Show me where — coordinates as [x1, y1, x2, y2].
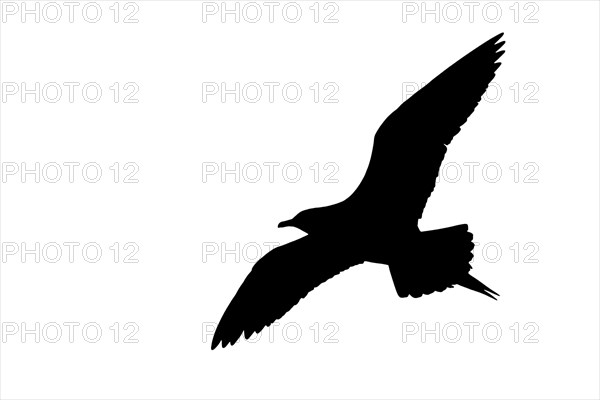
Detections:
[278, 209, 316, 234]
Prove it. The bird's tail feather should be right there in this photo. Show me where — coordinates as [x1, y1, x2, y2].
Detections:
[389, 224, 498, 300]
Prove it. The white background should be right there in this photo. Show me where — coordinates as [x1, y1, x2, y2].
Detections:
[1, 1, 599, 399]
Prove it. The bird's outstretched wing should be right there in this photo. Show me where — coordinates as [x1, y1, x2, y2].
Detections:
[211, 235, 364, 349]
[352, 33, 505, 221]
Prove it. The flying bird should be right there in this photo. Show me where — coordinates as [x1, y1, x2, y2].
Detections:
[212, 33, 505, 349]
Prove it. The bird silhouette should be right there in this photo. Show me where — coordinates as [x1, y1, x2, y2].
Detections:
[212, 33, 505, 349]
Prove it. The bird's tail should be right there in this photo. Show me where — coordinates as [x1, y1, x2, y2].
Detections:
[389, 224, 498, 300]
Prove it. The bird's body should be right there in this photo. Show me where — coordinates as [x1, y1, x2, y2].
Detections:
[212, 33, 506, 349]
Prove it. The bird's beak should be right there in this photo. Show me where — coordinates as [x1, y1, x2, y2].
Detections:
[278, 219, 293, 228]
